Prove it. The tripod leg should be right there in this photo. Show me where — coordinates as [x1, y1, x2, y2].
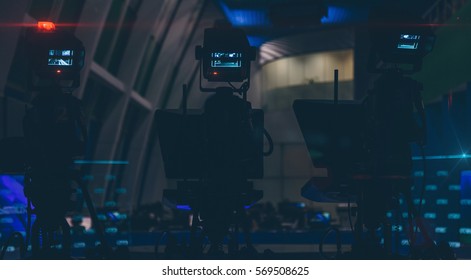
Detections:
[61, 218, 71, 257]
[189, 212, 203, 257]
[31, 219, 40, 258]
[353, 185, 365, 257]
[228, 223, 239, 255]
[75, 176, 110, 256]
[25, 199, 33, 256]
[31, 218, 53, 259]
[383, 220, 392, 257]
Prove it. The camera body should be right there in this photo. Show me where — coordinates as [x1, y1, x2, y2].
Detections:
[368, 6, 435, 72]
[21, 23, 87, 229]
[195, 28, 256, 82]
[371, 31, 435, 70]
[26, 23, 85, 88]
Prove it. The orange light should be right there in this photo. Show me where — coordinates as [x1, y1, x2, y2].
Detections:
[37, 21, 55, 31]
[56, 69, 62, 74]
[212, 71, 219, 76]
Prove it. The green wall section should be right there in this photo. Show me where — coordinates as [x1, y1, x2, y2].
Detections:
[415, 2, 471, 103]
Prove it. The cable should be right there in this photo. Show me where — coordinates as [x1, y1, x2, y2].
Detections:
[347, 196, 355, 233]
[0, 232, 26, 260]
[25, 199, 32, 255]
[413, 145, 427, 244]
[227, 82, 237, 91]
[416, 145, 427, 219]
[318, 227, 342, 259]
[263, 128, 274, 156]
[155, 231, 168, 256]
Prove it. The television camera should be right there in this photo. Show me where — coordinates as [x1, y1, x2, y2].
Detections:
[21, 21, 89, 258]
[0, 21, 112, 259]
[157, 26, 271, 257]
[294, 6, 451, 258]
[26, 21, 85, 88]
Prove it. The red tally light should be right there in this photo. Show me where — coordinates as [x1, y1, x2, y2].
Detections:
[212, 71, 219, 76]
[37, 21, 56, 31]
[56, 69, 62, 74]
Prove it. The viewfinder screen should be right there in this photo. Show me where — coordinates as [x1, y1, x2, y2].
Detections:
[210, 52, 242, 68]
[397, 34, 421, 50]
[48, 49, 74, 66]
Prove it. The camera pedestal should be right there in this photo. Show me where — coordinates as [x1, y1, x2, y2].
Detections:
[163, 181, 262, 257]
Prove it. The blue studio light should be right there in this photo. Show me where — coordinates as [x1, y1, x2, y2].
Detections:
[412, 154, 471, 160]
[176, 205, 192, 211]
[321, 6, 368, 24]
[220, 1, 369, 27]
[246, 35, 268, 47]
[219, 2, 270, 27]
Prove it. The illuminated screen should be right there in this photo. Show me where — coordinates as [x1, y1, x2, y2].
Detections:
[397, 34, 420, 50]
[48, 49, 74, 66]
[210, 52, 242, 68]
[0, 174, 31, 240]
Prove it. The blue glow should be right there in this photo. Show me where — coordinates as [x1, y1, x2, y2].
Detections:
[461, 171, 471, 198]
[97, 214, 107, 221]
[448, 213, 461, 219]
[244, 202, 258, 209]
[413, 199, 425, 205]
[413, 171, 424, 177]
[0, 175, 29, 233]
[391, 225, 402, 232]
[219, 2, 270, 27]
[247, 36, 267, 47]
[436, 199, 448, 205]
[436, 170, 449, 176]
[460, 228, 471, 234]
[0, 217, 14, 224]
[461, 199, 471, 205]
[425, 185, 437, 191]
[74, 160, 129, 165]
[73, 242, 86, 249]
[176, 205, 191, 211]
[105, 227, 118, 233]
[412, 154, 471, 160]
[423, 213, 436, 219]
[220, 2, 369, 28]
[435, 227, 447, 233]
[1, 176, 26, 205]
[116, 240, 129, 246]
[321, 6, 367, 24]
